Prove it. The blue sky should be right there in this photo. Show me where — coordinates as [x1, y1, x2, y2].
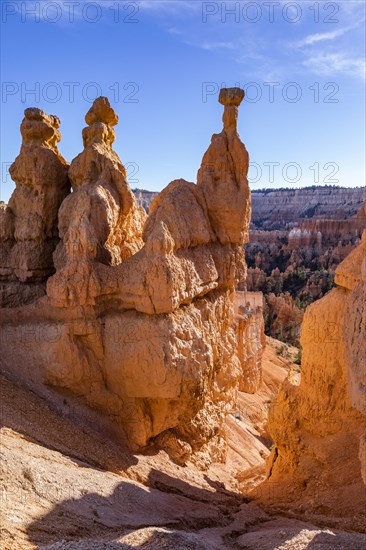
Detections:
[1, 0, 365, 202]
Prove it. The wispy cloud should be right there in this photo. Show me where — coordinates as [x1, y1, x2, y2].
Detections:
[196, 41, 236, 51]
[303, 53, 366, 80]
[167, 26, 237, 53]
[290, 8, 365, 81]
[340, 0, 366, 19]
[297, 27, 351, 47]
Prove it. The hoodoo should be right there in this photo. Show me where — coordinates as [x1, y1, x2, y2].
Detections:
[0, 108, 70, 307]
[1, 92, 365, 549]
[0, 91, 265, 464]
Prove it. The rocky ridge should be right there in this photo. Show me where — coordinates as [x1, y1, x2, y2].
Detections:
[134, 186, 365, 227]
[250, 186, 365, 230]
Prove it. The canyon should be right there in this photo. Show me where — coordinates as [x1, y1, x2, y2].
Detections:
[246, 197, 365, 345]
[0, 92, 365, 549]
[250, 186, 365, 230]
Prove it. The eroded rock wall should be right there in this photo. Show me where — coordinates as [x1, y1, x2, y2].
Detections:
[266, 218, 366, 506]
[251, 187, 365, 230]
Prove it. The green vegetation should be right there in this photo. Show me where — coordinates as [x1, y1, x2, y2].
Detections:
[295, 291, 313, 311]
[294, 347, 302, 367]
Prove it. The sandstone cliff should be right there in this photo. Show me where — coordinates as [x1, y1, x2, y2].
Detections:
[251, 186, 365, 230]
[1, 93, 366, 549]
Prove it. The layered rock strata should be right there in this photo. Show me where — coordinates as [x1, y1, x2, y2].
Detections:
[251, 187, 365, 230]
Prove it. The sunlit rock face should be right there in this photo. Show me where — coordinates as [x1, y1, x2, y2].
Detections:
[0, 91, 261, 463]
[47, 96, 147, 308]
[267, 205, 366, 507]
[0, 108, 70, 307]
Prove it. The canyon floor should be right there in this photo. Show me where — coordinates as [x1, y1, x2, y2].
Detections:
[1, 338, 365, 550]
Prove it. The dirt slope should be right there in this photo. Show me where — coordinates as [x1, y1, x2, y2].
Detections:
[1, 340, 365, 549]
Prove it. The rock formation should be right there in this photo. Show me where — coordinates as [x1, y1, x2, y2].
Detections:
[0, 108, 70, 307]
[264, 292, 303, 346]
[234, 291, 265, 394]
[265, 204, 366, 510]
[338, 221, 366, 483]
[4, 346, 365, 550]
[2, 94, 366, 548]
[250, 186, 365, 230]
[0, 91, 259, 464]
[47, 96, 147, 307]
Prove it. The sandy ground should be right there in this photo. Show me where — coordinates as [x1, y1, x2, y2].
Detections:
[1, 338, 365, 549]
